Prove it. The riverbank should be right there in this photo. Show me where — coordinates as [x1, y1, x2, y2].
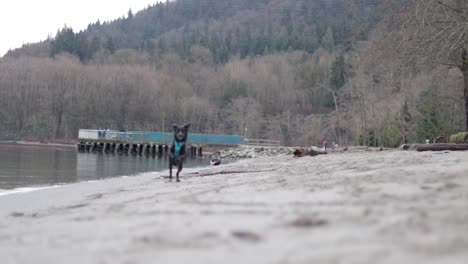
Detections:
[1, 150, 467, 263]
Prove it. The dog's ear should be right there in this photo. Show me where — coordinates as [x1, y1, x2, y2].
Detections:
[172, 123, 178, 131]
[184, 123, 191, 131]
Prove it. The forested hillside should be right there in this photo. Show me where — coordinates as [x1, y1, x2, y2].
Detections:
[0, 0, 466, 147]
[6, 0, 377, 62]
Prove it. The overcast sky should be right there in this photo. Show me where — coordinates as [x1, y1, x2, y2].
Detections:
[0, 0, 162, 56]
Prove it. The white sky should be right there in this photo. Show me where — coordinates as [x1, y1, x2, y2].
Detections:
[0, 0, 162, 56]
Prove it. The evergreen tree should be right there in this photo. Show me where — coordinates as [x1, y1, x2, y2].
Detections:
[323, 55, 347, 108]
[416, 88, 446, 143]
[127, 9, 134, 20]
[90, 37, 101, 54]
[330, 55, 346, 91]
[401, 98, 412, 143]
[321, 26, 335, 51]
[50, 26, 77, 57]
[105, 38, 116, 54]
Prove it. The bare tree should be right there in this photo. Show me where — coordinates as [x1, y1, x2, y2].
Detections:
[381, 0, 468, 129]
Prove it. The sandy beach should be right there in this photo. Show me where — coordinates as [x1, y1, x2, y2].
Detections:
[1, 150, 467, 264]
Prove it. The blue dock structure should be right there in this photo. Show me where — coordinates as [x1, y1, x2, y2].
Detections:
[77, 129, 246, 156]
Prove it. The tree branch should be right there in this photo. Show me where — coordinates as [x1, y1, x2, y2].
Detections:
[436, 0, 463, 14]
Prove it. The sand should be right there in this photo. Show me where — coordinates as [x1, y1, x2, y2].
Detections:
[1, 150, 467, 264]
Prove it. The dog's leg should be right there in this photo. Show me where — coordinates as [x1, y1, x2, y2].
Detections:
[176, 160, 182, 182]
[169, 159, 173, 179]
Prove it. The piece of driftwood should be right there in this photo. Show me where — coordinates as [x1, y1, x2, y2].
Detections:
[400, 144, 411, 150]
[434, 136, 448, 143]
[309, 147, 328, 156]
[294, 147, 327, 157]
[293, 148, 307, 157]
[415, 144, 468, 152]
[402, 144, 428, 151]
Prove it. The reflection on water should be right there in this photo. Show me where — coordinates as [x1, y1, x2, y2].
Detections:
[76, 153, 172, 180]
[0, 143, 207, 190]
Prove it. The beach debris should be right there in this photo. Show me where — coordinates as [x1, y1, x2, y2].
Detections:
[198, 167, 279, 177]
[10, 211, 39, 218]
[436, 182, 461, 191]
[293, 148, 307, 157]
[219, 145, 294, 159]
[434, 136, 448, 143]
[231, 230, 262, 242]
[65, 203, 89, 210]
[414, 143, 468, 152]
[288, 216, 329, 228]
[294, 147, 327, 157]
[11, 212, 25, 217]
[87, 193, 103, 200]
[400, 144, 411, 150]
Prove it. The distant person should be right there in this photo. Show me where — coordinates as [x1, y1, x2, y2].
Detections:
[210, 152, 222, 166]
[323, 139, 328, 151]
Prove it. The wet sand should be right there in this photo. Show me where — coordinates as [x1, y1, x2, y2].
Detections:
[1, 150, 467, 263]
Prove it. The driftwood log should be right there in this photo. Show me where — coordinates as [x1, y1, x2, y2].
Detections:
[400, 144, 412, 150]
[294, 147, 327, 157]
[415, 144, 468, 152]
[434, 136, 448, 143]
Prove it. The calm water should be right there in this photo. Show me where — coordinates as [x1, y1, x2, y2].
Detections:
[0, 143, 209, 190]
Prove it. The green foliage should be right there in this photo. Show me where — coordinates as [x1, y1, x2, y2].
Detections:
[222, 79, 249, 104]
[323, 55, 347, 108]
[323, 93, 336, 109]
[15, 0, 377, 64]
[105, 38, 116, 54]
[0, 111, 8, 133]
[330, 55, 346, 91]
[380, 113, 402, 148]
[360, 130, 379, 147]
[449, 132, 468, 144]
[400, 98, 412, 143]
[50, 26, 95, 62]
[127, 9, 134, 20]
[370, 130, 379, 147]
[31, 117, 52, 139]
[321, 27, 335, 51]
[416, 88, 446, 143]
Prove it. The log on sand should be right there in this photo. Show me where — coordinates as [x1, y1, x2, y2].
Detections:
[415, 143, 468, 152]
[294, 147, 327, 157]
[309, 147, 328, 156]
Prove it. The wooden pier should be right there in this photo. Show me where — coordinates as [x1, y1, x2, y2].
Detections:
[77, 129, 245, 157]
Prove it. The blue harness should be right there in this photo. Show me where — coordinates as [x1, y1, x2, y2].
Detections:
[174, 141, 185, 158]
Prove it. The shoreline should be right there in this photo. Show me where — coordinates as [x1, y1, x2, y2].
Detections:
[0, 159, 215, 196]
[0, 140, 77, 148]
[1, 150, 467, 263]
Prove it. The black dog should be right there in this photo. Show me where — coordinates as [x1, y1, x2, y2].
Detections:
[169, 123, 190, 182]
